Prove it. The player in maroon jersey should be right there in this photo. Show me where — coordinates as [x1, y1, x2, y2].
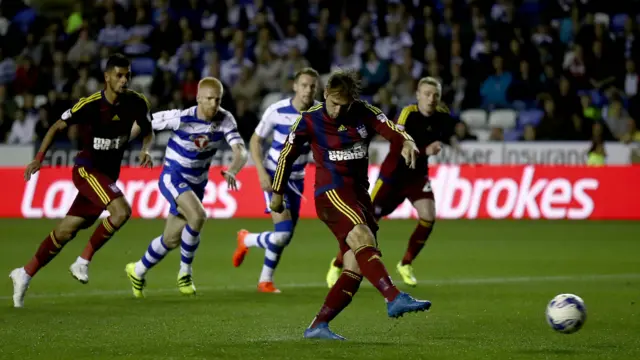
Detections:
[9, 54, 155, 308]
[326, 77, 458, 288]
[270, 70, 432, 340]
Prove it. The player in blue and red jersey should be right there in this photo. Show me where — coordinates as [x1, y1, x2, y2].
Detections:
[270, 70, 432, 340]
[327, 77, 458, 288]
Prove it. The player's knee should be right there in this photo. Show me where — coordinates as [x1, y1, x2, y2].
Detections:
[271, 231, 292, 247]
[110, 204, 132, 228]
[53, 227, 78, 243]
[189, 207, 207, 230]
[271, 220, 294, 247]
[162, 234, 181, 249]
[346, 224, 376, 250]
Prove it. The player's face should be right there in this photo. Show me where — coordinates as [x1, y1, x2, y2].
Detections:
[293, 74, 317, 107]
[106, 66, 131, 94]
[416, 84, 440, 115]
[323, 90, 351, 119]
[197, 85, 222, 119]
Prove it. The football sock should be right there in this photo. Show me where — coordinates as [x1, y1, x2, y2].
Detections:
[354, 245, 400, 302]
[401, 219, 434, 265]
[80, 217, 119, 262]
[311, 270, 362, 327]
[180, 225, 200, 275]
[135, 235, 169, 278]
[259, 220, 293, 283]
[333, 251, 344, 268]
[243, 232, 269, 249]
[24, 231, 65, 277]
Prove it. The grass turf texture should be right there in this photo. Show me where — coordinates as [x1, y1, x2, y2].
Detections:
[1, 219, 639, 360]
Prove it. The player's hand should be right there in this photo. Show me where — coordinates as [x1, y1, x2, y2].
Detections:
[401, 140, 419, 169]
[258, 170, 273, 192]
[222, 171, 239, 191]
[138, 151, 153, 168]
[270, 193, 285, 213]
[426, 141, 443, 156]
[24, 160, 41, 181]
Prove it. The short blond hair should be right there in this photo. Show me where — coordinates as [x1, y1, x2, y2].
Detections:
[417, 77, 442, 92]
[198, 77, 223, 91]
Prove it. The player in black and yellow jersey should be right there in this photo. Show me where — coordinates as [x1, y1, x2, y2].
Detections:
[9, 54, 155, 308]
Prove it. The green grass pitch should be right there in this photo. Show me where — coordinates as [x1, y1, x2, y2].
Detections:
[1, 219, 639, 359]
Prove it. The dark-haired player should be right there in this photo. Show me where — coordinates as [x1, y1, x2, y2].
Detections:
[9, 54, 155, 308]
[270, 70, 432, 340]
[326, 77, 457, 287]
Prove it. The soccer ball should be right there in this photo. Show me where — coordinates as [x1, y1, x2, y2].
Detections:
[545, 293, 587, 334]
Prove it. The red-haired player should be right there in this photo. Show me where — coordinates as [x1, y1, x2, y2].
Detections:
[270, 70, 432, 340]
[326, 77, 458, 288]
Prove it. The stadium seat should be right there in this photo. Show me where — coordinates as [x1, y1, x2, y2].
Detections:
[131, 57, 157, 76]
[518, 109, 544, 128]
[488, 109, 517, 130]
[611, 14, 628, 33]
[12, 8, 37, 33]
[260, 92, 284, 115]
[504, 129, 523, 141]
[131, 75, 153, 95]
[459, 109, 488, 130]
[473, 129, 491, 141]
[595, 13, 610, 27]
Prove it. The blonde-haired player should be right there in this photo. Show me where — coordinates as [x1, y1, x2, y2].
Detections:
[126, 77, 248, 297]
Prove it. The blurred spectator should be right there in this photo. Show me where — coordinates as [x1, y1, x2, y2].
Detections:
[234, 95, 259, 143]
[7, 108, 36, 144]
[0, 0, 639, 149]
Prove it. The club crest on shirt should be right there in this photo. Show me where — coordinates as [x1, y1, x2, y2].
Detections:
[357, 125, 368, 138]
[191, 134, 210, 150]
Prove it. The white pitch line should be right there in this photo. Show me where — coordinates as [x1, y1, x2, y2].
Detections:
[3, 273, 639, 302]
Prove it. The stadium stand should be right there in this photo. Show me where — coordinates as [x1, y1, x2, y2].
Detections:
[0, 0, 639, 148]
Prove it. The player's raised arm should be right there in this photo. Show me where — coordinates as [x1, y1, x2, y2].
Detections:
[220, 113, 248, 191]
[363, 103, 419, 168]
[270, 114, 310, 211]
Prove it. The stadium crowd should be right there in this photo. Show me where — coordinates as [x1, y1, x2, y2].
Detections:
[0, 0, 639, 146]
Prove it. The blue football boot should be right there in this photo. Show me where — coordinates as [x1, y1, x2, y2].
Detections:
[387, 292, 432, 318]
[303, 322, 346, 340]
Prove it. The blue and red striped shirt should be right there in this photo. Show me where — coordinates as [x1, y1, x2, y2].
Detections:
[272, 100, 412, 197]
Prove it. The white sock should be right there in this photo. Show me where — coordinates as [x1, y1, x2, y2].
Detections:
[135, 235, 170, 278]
[75, 256, 89, 266]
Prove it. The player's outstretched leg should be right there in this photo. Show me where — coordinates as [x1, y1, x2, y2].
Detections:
[9, 216, 87, 308]
[235, 220, 293, 293]
[326, 251, 343, 288]
[397, 198, 436, 287]
[305, 251, 362, 340]
[70, 197, 131, 284]
[346, 225, 431, 318]
[235, 196, 299, 293]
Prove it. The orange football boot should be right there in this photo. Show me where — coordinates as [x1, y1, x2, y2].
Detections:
[232, 230, 249, 267]
[257, 281, 281, 293]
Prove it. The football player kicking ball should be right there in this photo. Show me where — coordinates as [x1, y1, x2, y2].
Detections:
[125, 77, 248, 298]
[10, 54, 155, 308]
[327, 77, 458, 287]
[270, 70, 432, 340]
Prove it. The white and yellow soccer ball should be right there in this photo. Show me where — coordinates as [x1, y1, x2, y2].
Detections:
[545, 293, 587, 334]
